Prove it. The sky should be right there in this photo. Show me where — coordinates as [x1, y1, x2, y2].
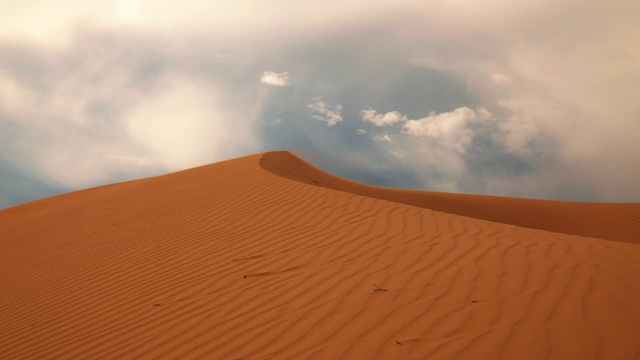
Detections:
[1, 0, 639, 209]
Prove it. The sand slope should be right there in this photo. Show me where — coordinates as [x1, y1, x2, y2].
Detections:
[1, 151, 639, 359]
[262, 151, 640, 244]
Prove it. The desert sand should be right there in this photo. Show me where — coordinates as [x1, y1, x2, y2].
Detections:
[1, 150, 639, 359]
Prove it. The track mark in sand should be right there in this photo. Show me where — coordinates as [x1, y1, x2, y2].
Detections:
[373, 284, 389, 292]
[394, 337, 420, 345]
[470, 298, 498, 303]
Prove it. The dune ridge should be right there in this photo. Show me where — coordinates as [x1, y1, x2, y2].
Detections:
[1, 151, 639, 359]
[261, 151, 640, 244]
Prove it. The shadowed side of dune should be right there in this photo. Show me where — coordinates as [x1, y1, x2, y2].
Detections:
[260, 151, 640, 243]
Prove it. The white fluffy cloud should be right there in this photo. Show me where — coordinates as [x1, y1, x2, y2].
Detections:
[361, 107, 491, 153]
[260, 71, 290, 87]
[308, 97, 343, 126]
[360, 109, 407, 126]
[404, 107, 490, 152]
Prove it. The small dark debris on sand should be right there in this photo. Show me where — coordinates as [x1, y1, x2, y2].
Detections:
[373, 283, 388, 292]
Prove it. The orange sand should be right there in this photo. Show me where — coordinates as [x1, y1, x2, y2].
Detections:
[1, 151, 639, 359]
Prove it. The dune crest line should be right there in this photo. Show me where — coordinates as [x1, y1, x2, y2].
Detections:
[260, 151, 640, 243]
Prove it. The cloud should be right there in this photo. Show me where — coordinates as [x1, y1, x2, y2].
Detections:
[491, 73, 509, 86]
[360, 109, 407, 126]
[0, 32, 260, 191]
[1, 0, 639, 208]
[260, 71, 290, 87]
[404, 107, 490, 152]
[125, 75, 253, 170]
[0, 0, 421, 46]
[308, 97, 343, 126]
[495, 98, 545, 154]
[403, 1, 640, 200]
[0, 50, 155, 188]
[373, 134, 393, 142]
[105, 155, 158, 165]
[359, 107, 491, 153]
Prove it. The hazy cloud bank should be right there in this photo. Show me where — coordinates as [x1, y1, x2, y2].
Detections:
[1, 0, 639, 208]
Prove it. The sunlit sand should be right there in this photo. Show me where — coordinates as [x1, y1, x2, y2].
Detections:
[1, 151, 639, 359]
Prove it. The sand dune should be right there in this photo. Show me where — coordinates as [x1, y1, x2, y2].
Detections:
[262, 151, 640, 244]
[1, 151, 639, 359]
